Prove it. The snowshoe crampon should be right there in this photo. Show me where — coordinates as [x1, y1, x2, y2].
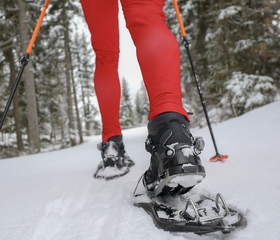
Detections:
[134, 193, 246, 234]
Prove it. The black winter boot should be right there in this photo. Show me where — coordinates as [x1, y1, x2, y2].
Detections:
[143, 112, 205, 197]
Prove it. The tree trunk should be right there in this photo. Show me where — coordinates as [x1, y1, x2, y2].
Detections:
[62, 1, 76, 146]
[241, 0, 248, 38]
[218, 0, 231, 79]
[4, 47, 24, 151]
[80, 72, 89, 136]
[17, 0, 41, 153]
[70, 56, 83, 144]
[78, 52, 90, 136]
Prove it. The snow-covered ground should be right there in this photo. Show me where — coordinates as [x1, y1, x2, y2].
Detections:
[1, 101, 280, 240]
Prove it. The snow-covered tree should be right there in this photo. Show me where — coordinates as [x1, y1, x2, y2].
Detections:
[0, 0, 25, 152]
[0, 0, 100, 157]
[72, 32, 99, 136]
[221, 72, 277, 117]
[164, 0, 280, 124]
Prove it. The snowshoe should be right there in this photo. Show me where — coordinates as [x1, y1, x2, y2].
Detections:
[94, 135, 134, 180]
[143, 112, 206, 197]
[134, 191, 247, 235]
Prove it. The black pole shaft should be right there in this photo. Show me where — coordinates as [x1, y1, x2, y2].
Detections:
[0, 54, 29, 132]
[183, 38, 221, 156]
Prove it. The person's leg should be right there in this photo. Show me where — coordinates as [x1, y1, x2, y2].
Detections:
[120, 0, 189, 121]
[120, 0, 204, 196]
[80, 0, 121, 143]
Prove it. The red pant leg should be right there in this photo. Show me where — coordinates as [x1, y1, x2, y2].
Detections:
[121, 0, 189, 121]
[80, 0, 122, 142]
[81, 0, 190, 143]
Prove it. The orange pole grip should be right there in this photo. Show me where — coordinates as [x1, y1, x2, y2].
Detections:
[26, 0, 50, 54]
[172, 0, 186, 38]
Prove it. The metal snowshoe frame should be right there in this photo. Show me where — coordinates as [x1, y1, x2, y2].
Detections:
[180, 193, 232, 224]
[134, 192, 246, 234]
[93, 163, 130, 180]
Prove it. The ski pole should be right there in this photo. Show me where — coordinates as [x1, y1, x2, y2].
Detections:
[172, 0, 228, 162]
[0, 0, 50, 132]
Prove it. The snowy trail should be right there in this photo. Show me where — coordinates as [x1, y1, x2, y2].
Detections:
[194, 100, 280, 239]
[1, 101, 280, 240]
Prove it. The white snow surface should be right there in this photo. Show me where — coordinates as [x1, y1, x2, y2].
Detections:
[1, 101, 280, 240]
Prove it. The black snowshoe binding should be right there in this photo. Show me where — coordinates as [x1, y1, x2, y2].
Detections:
[143, 112, 206, 197]
[94, 135, 134, 180]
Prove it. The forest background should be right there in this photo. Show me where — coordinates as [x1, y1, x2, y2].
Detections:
[0, 0, 279, 159]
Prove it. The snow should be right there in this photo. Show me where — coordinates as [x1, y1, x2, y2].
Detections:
[182, 147, 193, 157]
[205, 28, 222, 42]
[1, 101, 280, 239]
[218, 6, 242, 20]
[169, 175, 204, 189]
[234, 39, 255, 52]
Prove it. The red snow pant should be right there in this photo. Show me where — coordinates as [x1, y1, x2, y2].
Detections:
[80, 0, 189, 143]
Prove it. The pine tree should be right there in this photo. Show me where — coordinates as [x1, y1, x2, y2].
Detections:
[120, 78, 134, 128]
[164, 0, 280, 122]
[72, 32, 99, 136]
[0, 0, 24, 152]
[134, 81, 149, 124]
[0, 0, 101, 157]
[38, 0, 82, 147]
